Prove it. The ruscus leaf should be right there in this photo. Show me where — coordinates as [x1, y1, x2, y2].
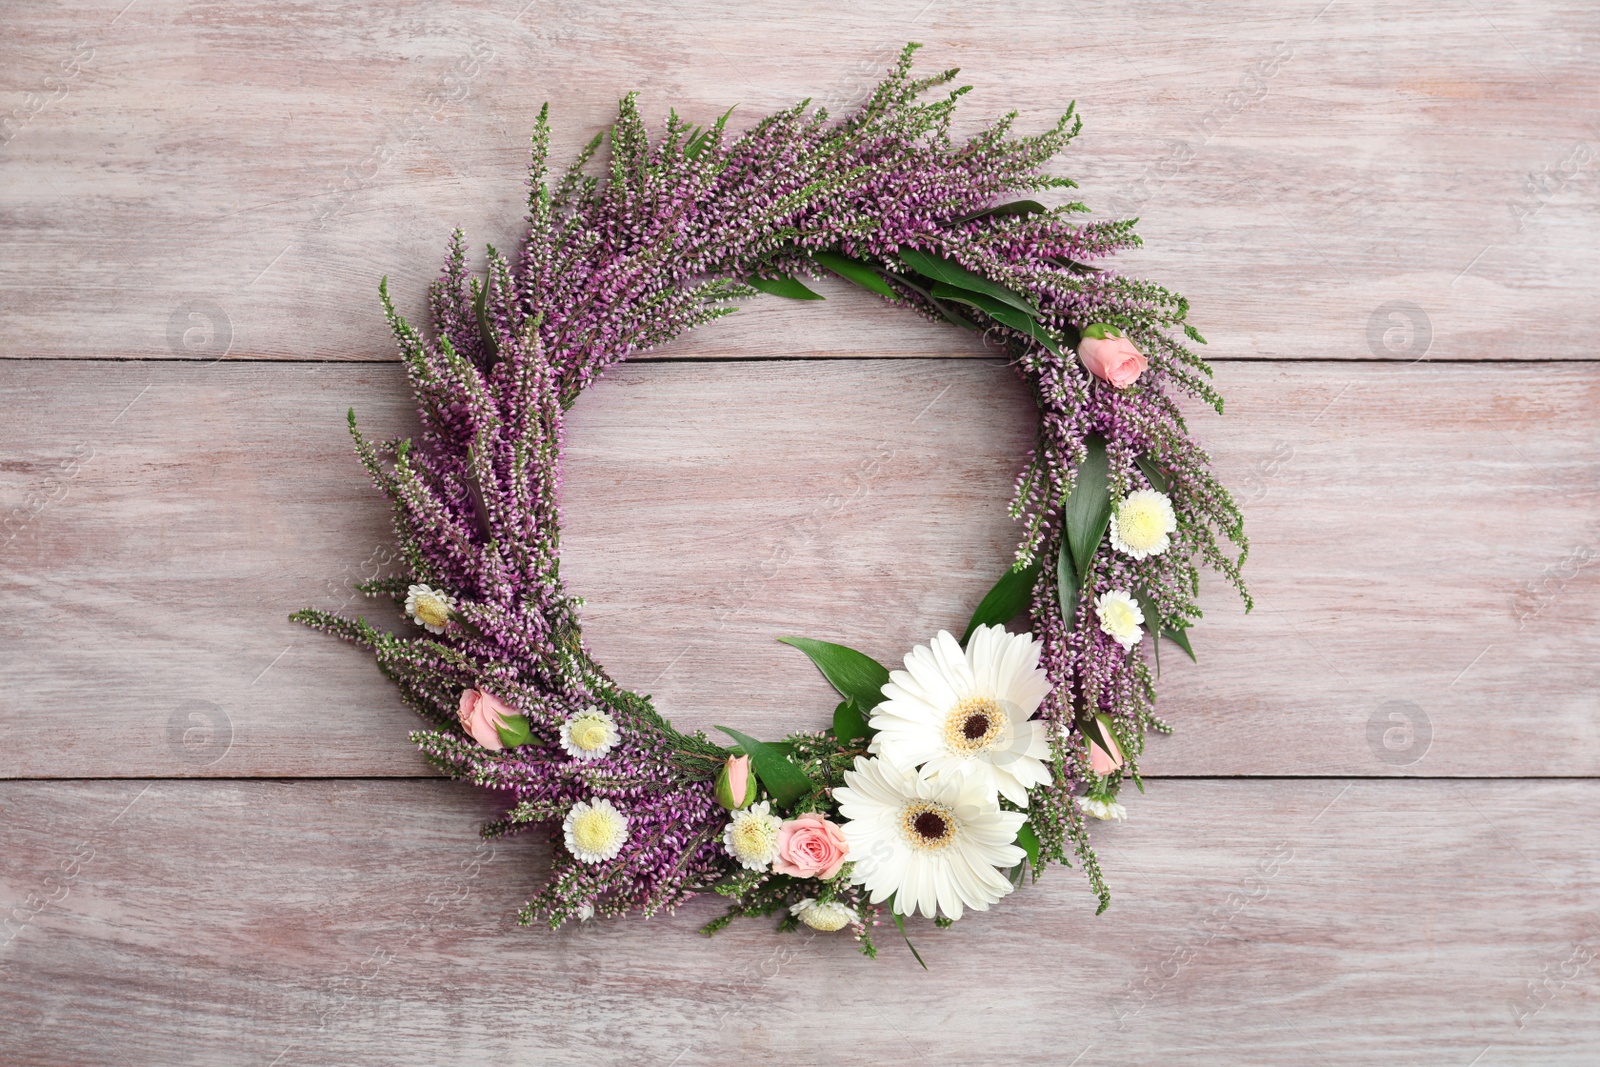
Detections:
[957, 199, 1047, 223]
[813, 250, 897, 298]
[778, 637, 892, 718]
[1057, 536, 1080, 632]
[745, 273, 825, 301]
[1134, 453, 1169, 494]
[1064, 435, 1112, 580]
[928, 284, 1063, 356]
[1165, 626, 1197, 663]
[1016, 821, 1041, 869]
[962, 560, 1042, 645]
[898, 247, 1040, 318]
[833, 697, 871, 744]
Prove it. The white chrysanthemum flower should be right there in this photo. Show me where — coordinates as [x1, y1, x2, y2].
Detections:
[562, 798, 629, 863]
[1076, 794, 1127, 822]
[1109, 489, 1177, 559]
[1095, 590, 1144, 651]
[723, 800, 782, 871]
[560, 707, 619, 761]
[404, 583, 456, 634]
[868, 626, 1053, 808]
[790, 898, 856, 932]
[576, 902, 595, 922]
[835, 756, 1026, 921]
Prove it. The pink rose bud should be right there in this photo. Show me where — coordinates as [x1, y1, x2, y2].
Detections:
[772, 813, 850, 880]
[1077, 326, 1147, 389]
[715, 754, 757, 810]
[1087, 716, 1124, 775]
[458, 688, 513, 751]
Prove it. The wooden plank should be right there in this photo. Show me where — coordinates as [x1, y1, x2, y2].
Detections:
[1, 1, 1594, 361]
[1, 358, 1596, 778]
[1, 778, 1596, 1064]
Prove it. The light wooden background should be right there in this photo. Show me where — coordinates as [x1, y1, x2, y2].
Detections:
[3, 1, 1598, 1064]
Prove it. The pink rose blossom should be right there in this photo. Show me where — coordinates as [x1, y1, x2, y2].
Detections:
[1088, 730, 1124, 775]
[1077, 334, 1148, 389]
[772, 813, 849, 879]
[458, 688, 513, 750]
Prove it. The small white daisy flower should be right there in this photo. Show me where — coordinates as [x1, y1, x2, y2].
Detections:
[1076, 794, 1127, 822]
[403, 583, 456, 634]
[1109, 489, 1177, 559]
[575, 902, 595, 922]
[560, 707, 620, 761]
[723, 800, 782, 871]
[790, 898, 856, 932]
[562, 798, 629, 863]
[1095, 589, 1144, 651]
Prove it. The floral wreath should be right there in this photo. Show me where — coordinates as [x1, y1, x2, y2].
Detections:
[295, 45, 1248, 962]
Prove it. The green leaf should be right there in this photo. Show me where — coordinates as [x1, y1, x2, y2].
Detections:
[495, 714, 531, 749]
[1134, 453, 1169, 494]
[1064, 435, 1112, 579]
[898, 248, 1040, 319]
[957, 199, 1047, 224]
[833, 697, 871, 744]
[745, 273, 824, 301]
[684, 105, 735, 159]
[1079, 712, 1114, 759]
[1057, 536, 1080, 631]
[1183, 323, 1208, 345]
[1016, 821, 1041, 869]
[1080, 322, 1123, 340]
[715, 726, 817, 807]
[962, 561, 1041, 645]
[1134, 589, 1161, 674]
[1165, 625, 1197, 663]
[928, 284, 1064, 356]
[472, 278, 498, 360]
[890, 906, 929, 970]
[812, 250, 897, 299]
[778, 637, 891, 718]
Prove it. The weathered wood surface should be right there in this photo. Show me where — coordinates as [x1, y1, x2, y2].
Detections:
[1, 358, 1596, 778]
[2, 778, 1597, 1066]
[2, 0, 1596, 362]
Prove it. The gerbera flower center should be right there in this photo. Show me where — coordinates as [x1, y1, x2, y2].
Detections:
[412, 594, 450, 628]
[901, 801, 956, 850]
[943, 695, 1005, 756]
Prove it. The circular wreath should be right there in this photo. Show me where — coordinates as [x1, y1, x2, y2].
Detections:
[296, 45, 1248, 960]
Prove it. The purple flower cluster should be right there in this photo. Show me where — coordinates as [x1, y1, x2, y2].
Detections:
[296, 44, 1245, 927]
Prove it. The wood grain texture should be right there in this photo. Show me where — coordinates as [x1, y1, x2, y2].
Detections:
[2, 0, 1596, 362]
[2, 778, 1597, 1066]
[2, 358, 1596, 778]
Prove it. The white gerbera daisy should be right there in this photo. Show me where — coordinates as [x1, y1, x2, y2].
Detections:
[835, 756, 1026, 921]
[1095, 589, 1144, 651]
[868, 625, 1052, 807]
[790, 898, 856, 932]
[562, 798, 628, 863]
[1109, 489, 1177, 559]
[1077, 794, 1127, 822]
[560, 707, 619, 761]
[723, 800, 782, 871]
[403, 583, 456, 634]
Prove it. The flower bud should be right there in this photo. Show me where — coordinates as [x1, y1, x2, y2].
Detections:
[714, 754, 757, 810]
